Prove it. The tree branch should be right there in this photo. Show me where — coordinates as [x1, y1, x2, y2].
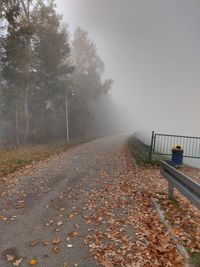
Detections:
[19, 0, 29, 20]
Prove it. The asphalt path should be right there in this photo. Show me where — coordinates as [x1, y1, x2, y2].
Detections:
[0, 136, 127, 267]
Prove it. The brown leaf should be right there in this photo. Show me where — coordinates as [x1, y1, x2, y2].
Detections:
[52, 238, 61, 245]
[52, 246, 59, 254]
[0, 215, 7, 221]
[30, 240, 39, 247]
[43, 240, 50, 245]
[16, 204, 24, 209]
[70, 231, 80, 238]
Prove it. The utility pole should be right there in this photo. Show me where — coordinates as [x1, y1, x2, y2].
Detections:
[20, 0, 31, 143]
[65, 90, 69, 144]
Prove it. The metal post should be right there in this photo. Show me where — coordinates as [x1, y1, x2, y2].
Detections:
[168, 181, 174, 199]
[149, 131, 154, 162]
[65, 91, 69, 144]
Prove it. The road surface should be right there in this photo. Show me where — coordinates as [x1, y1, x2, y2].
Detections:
[0, 136, 128, 267]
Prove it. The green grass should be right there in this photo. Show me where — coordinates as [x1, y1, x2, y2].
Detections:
[158, 197, 199, 266]
[187, 248, 200, 267]
[128, 136, 169, 166]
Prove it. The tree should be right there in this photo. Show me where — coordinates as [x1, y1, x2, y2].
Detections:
[31, 1, 73, 141]
[0, 0, 73, 145]
[70, 28, 113, 137]
[0, 3, 114, 145]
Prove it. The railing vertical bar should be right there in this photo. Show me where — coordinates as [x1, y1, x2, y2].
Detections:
[155, 135, 159, 152]
[165, 136, 167, 154]
[160, 135, 162, 154]
[192, 138, 195, 158]
[186, 138, 188, 157]
[151, 132, 200, 159]
[198, 138, 200, 158]
[190, 138, 192, 157]
[153, 134, 156, 153]
[195, 138, 198, 158]
[170, 136, 173, 154]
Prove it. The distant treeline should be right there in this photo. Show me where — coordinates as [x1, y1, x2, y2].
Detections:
[0, 0, 113, 146]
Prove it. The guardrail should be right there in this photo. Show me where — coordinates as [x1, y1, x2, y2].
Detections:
[160, 161, 200, 209]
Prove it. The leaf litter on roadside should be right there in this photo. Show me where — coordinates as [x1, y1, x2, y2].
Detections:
[82, 147, 186, 266]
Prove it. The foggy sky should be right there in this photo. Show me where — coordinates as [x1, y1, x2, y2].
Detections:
[57, 0, 200, 135]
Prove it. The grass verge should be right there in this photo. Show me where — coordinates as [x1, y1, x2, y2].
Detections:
[187, 249, 200, 267]
[158, 196, 200, 267]
[128, 136, 200, 266]
[0, 138, 94, 177]
[128, 135, 169, 166]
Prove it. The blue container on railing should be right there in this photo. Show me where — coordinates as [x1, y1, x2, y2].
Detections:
[172, 145, 183, 165]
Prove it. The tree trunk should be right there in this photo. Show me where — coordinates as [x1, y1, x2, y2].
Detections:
[15, 99, 20, 147]
[21, 0, 31, 143]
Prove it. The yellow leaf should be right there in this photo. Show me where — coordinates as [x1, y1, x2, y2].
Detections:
[29, 258, 37, 265]
[70, 231, 80, 238]
[0, 215, 7, 221]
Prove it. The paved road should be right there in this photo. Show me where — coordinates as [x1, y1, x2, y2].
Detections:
[0, 136, 127, 267]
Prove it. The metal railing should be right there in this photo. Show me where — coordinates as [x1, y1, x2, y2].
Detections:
[150, 131, 200, 162]
[160, 161, 200, 209]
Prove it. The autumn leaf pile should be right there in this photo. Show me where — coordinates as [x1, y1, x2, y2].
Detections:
[147, 165, 200, 257]
[82, 147, 185, 267]
[0, 139, 199, 266]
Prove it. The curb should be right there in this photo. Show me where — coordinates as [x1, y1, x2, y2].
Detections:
[152, 198, 194, 267]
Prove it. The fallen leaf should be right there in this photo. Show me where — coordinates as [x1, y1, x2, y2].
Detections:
[45, 219, 54, 226]
[70, 231, 80, 238]
[0, 215, 7, 221]
[52, 238, 61, 244]
[29, 258, 37, 265]
[16, 204, 24, 209]
[30, 240, 39, 247]
[52, 246, 59, 254]
[13, 258, 23, 266]
[6, 254, 15, 261]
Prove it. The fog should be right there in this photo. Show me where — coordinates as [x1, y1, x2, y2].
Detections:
[1, 0, 200, 170]
[58, 0, 200, 137]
